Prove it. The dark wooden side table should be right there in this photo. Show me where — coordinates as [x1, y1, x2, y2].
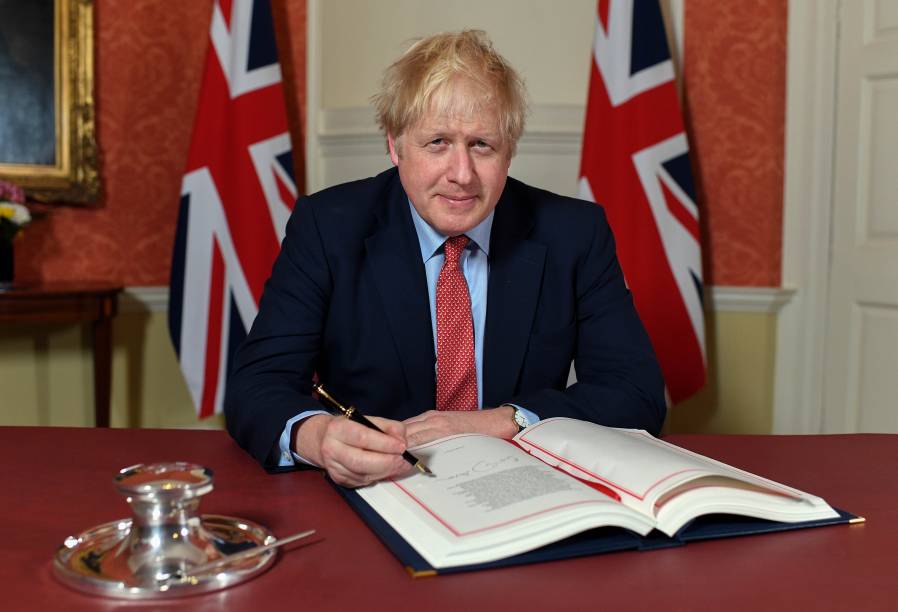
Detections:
[0, 282, 123, 427]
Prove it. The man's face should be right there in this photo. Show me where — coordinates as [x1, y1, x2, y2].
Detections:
[388, 91, 511, 237]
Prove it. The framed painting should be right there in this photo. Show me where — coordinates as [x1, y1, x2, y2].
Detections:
[0, 0, 99, 204]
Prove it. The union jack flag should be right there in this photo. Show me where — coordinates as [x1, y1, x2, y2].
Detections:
[169, 0, 296, 418]
[579, 0, 705, 403]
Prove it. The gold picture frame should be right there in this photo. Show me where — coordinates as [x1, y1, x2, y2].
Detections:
[0, 0, 99, 204]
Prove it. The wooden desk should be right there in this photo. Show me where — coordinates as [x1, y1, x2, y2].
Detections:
[0, 282, 122, 427]
[2, 427, 896, 611]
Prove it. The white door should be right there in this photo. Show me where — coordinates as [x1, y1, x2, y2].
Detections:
[822, 1, 898, 432]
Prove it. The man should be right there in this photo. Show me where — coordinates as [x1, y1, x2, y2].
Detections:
[225, 30, 665, 487]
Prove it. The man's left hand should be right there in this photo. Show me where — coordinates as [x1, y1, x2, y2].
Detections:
[403, 406, 518, 447]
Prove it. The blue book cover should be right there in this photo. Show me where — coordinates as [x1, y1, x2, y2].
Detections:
[333, 481, 857, 576]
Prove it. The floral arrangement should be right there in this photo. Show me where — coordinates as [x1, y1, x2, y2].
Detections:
[0, 180, 31, 244]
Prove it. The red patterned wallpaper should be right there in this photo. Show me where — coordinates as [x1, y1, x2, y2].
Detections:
[16, 0, 307, 286]
[16, 1, 780, 288]
[683, 0, 786, 286]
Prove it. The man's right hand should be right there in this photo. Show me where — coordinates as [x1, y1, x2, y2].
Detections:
[294, 414, 413, 487]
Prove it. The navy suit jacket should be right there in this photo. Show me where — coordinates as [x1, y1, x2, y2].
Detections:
[225, 168, 665, 469]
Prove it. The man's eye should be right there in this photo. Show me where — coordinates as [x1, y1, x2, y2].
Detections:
[473, 140, 491, 149]
[429, 138, 445, 146]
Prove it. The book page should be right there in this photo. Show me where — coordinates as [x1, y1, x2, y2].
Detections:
[514, 418, 823, 516]
[356, 433, 653, 568]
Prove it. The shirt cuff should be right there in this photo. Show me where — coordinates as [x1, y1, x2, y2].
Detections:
[277, 410, 330, 467]
[505, 404, 540, 428]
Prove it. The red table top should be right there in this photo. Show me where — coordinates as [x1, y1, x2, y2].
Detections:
[2, 426, 895, 611]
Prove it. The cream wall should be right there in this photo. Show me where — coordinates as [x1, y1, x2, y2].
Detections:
[318, 0, 596, 109]
[0, 289, 782, 433]
[0, 0, 784, 433]
[310, 0, 599, 197]
[0, 297, 217, 430]
[666, 311, 778, 435]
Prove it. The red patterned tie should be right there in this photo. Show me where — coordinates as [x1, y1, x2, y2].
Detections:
[435, 235, 478, 411]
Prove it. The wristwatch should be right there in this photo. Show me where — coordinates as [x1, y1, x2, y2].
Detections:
[511, 406, 530, 432]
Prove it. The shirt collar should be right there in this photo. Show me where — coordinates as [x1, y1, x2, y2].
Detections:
[407, 199, 494, 261]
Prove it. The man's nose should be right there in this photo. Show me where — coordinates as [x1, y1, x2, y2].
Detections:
[446, 146, 474, 184]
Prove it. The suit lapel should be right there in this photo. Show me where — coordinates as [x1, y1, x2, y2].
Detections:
[364, 176, 436, 411]
[483, 186, 546, 405]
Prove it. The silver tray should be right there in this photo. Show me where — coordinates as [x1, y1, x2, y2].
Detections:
[54, 514, 276, 599]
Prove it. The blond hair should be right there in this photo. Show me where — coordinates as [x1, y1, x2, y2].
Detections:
[372, 30, 528, 156]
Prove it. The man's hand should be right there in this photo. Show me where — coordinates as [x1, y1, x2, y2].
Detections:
[403, 406, 518, 447]
[294, 414, 413, 488]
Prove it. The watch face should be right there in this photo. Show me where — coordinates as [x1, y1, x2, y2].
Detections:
[514, 410, 529, 429]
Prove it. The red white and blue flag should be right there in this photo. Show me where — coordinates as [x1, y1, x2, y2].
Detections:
[579, 0, 705, 403]
[169, 0, 296, 418]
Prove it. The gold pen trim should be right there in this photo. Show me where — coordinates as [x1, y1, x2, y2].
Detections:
[315, 383, 357, 419]
[314, 382, 434, 475]
[313, 383, 347, 414]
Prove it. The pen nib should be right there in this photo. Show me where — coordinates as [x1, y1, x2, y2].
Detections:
[416, 462, 434, 476]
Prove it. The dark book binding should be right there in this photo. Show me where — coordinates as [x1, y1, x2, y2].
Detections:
[332, 482, 858, 577]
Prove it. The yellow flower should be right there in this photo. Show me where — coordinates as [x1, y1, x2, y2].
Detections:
[0, 202, 31, 226]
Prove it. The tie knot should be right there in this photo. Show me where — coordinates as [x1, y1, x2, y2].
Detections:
[444, 235, 469, 263]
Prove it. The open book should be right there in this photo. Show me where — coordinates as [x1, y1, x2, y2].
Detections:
[343, 418, 853, 573]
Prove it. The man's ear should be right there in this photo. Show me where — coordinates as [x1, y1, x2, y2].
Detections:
[387, 134, 401, 166]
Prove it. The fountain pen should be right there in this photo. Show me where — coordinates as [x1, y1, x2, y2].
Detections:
[313, 383, 433, 476]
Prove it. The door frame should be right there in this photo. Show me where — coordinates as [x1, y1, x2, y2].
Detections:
[773, 0, 840, 433]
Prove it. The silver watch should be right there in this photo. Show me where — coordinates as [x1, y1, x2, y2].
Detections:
[512, 407, 530, 432]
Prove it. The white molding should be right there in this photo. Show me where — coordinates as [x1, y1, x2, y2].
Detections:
[773, 0, 839, 434]
[316, 104, 586, 194]
[317, 104, 586, 158]
[711, 286, 795, 314]
[318, 106, 377, 137]
[117, 285, 791, 316]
